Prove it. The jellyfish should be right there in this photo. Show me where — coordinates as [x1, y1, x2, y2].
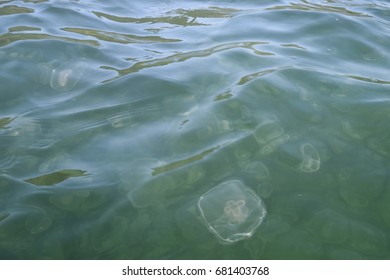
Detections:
[223, 200, 249, 224]
[198, 180, 267, 244]
[49, 188, 92, 212]
[254, 114, 289, 156]
[243, 161, 270, 182]
[108, 114, 133, 128]
[50, 61, 86, 92]
[253, 114, 284, 145]
[299, 143, 320, 172]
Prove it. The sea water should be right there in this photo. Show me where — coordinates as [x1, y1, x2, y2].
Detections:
[0, 0, 389, 259]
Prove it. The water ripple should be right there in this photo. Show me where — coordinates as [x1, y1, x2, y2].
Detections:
[93, 6, 241, 27]
[1, 0, 390, 259]
[102, 41, 271, 81]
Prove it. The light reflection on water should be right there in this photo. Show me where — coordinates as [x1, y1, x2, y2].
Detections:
[0, 0, 390, 259]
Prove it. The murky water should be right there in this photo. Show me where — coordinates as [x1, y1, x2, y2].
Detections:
[0, 0, 390, 259]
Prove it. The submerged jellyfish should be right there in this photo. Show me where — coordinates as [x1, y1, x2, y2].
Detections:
[254, 114, 289, 156]
[253, 114, 284, 145]
[50, 61, 86, 92]
[299, 143, 320, 172]
[243, 161, 270, 182]
[198, 180, 267, 244]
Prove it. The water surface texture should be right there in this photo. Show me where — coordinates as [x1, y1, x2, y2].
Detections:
[1, 0, 390, 259]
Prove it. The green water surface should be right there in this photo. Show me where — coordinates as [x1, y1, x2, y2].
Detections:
[0, 0, 390, 259]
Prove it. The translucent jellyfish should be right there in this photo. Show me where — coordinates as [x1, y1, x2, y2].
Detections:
[195, 113, 234, 140]
[254, 114, 284, 145]
[50, 189, 91, 211]
[255, 181, 273, 199]
[299, 143, 320, 172]
[198, 180, 267, 244]
[254, 114, 290, 156]
[50, 61, 86, 92]
[243, 161, 270, 181]
[234, 146, 252, 162]
[341, 120, 368, 140]
[304, 209, 349, 244]
[108, 114, 133, 128]
[243, 235, 266, 259]
[185, 164, 205, 185]
[260, 134, 290, 156]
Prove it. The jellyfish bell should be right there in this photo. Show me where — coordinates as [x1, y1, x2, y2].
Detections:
[300, 143, 321, 172]
[50, 60, 86, 92]
[198, 180, 267, 244]
[243, 161, 270, 181]
[253, 114, 284, 145]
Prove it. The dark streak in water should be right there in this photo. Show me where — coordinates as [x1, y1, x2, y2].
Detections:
[0, 5, 34, 16]
[0, 31, 99, 47]
[24, 169, 88, 186]
[61, 27, 181, 44]
[345, 75, 390, 84]
[8, 26, 41, 32]
[0, 117, 14, 129]
[152, 146, 219, 176]
[238, 69, 276, 85]
[93, 7, 241, 27]
[102, 41, 270, 82]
